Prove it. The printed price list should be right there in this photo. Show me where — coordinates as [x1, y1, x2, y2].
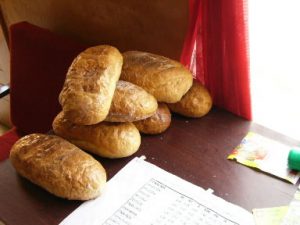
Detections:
[103, 179, 239, 225]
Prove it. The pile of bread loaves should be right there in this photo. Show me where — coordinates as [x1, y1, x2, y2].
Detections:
[9, 45, 212, 201]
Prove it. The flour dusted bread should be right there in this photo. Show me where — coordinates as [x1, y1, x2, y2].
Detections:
[53, 111, 141, 158]
[168, 80, 212, 118]
[120, 51, 193, 103]
[9, 134, 106, 200]
[105, 80, 158, 122]
[59, 45, 123, 125]
[134, 103, 171, 134]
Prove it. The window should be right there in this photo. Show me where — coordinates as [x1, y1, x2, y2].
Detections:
[249, 0, 300, 141]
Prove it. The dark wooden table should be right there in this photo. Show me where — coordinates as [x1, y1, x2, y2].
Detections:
[0, 107, 299, 225]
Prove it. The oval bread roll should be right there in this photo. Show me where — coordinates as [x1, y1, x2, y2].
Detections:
[53, 112, 141, 158]
[134, 103, 171, 134]
[168, 80, 212, 118]
[105, 80, 158, 122]
[120, 51, 193, 103]
[59, 45, 123, 125]
[9, 134, 106, 200]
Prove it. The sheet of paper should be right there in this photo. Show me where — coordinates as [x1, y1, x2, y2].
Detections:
[60, 157, 254, 225]
[253, 206, 288, 225]
[281, 188, 300, 225]
[228, 132, 300, 184]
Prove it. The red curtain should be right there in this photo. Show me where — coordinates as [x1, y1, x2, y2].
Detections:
[181, 0, 252, 120]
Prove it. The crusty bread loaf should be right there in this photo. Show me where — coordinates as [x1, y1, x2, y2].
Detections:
[168, 80, 212, 118]
[59, 45, 123, 125]
[9, 134, 106, 200]
[105, 80, 158, 122]
[52, 111, 141, 158]
[120, 51, 193, 103]
[134, 103, 171, 134]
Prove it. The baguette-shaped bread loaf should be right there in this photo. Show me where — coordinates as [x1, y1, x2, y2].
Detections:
[168, 80, 212, 118]
[9, 134, 106, 200]
[53, 112, 141, 158]
[59, 45, 123, 125]
[120, 51, 193, 103]
[134, 103, 171, 134]
[105, 80, 158, 122]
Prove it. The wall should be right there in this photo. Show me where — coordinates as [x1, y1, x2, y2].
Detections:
[0, 0, 189, 60]
[0, 24, 10, 132]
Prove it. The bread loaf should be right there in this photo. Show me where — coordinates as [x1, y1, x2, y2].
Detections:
[105, 80, 158, 122]
[53, 112, 141, 158]
[9, 134, 106, 200]
[168, 80, 212, 118]
[59, 45, 123, 125]
[120, 51, 193, 103]
[134, 103, 171, 134]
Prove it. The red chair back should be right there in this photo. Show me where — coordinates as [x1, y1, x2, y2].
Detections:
[9, 22, 88, 134]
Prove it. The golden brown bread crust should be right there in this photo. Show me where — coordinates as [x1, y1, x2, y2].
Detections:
[120, 51, 193, 103]
[9, 134, 106, 200]
[168, 80, 213, 118]
[134, 103, 171, 134]
[105, 80, 158, 122]
[52, 112, 141, 158]
[59, 45, 123, 125]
